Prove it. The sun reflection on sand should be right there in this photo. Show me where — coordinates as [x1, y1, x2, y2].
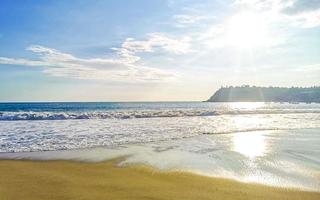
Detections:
[232, 131, 268, 158]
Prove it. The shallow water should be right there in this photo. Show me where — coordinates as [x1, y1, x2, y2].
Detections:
[1, 129, 319, 191]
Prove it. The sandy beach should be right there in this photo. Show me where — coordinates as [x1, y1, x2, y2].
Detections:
[0, 159, 319, 200]
[1, 103, 319, 199]
[1, 0, 320, 197]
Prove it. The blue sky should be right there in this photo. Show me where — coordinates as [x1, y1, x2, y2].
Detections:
[0, 0, 319, 101]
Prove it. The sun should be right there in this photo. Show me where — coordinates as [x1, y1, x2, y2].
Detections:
[226, 12, 269, 48]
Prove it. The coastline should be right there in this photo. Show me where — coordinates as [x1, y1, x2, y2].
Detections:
[1, 128, 319, 192]
[0, 159, 319, 200]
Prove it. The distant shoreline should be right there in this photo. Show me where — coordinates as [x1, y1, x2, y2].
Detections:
[207, 86, 320, 103]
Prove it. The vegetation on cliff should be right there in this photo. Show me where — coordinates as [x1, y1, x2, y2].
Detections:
[207, 85, 320, 102]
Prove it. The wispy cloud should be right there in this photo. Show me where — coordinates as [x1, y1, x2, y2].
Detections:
[173, 14, 207, 25]
[286, 8, 320, 28]
[234, 0, 320, 28]
[114, 33, 191, 56]
[282, 0, 320, 14]
[0, 44, 178, 82]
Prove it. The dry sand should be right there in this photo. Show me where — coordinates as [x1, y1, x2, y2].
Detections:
[0, 159, 319, 200]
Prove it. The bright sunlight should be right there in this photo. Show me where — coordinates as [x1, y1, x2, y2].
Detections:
[233, 131, 268, 158]
[226, 12, 269, 48]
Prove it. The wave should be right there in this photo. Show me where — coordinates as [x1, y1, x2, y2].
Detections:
[202, 127, 284, 135]
[0, 109, 320, 121]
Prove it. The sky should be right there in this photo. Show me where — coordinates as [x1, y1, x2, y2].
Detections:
[0, 0, 319, 101]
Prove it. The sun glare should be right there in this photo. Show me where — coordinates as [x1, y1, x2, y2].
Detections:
[233, 131, 267, 158]
[226, 12, 269, 48]
[229, 102, 264, 110]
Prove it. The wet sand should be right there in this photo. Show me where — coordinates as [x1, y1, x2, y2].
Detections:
[0, 159, 319, 200]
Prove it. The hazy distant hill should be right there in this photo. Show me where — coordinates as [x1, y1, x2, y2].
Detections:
[207, 86, 320, 102]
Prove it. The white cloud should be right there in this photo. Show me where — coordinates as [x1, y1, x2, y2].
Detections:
[109, 33, 191, 68]
[173, 14, 206, 24]
[286, 8, 320, 28]
[0, 45, 176, 82]
[0, 33, 191, 83]
[117, 33, 191, 55]
[233, 0, 320, 28]
[172, 13, 217, 28]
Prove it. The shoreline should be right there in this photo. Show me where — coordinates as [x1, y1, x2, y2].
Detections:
[0, 128, 319, 192]
[0, 159, 319, 200]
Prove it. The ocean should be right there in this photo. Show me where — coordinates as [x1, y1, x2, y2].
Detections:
[0, 102, 319, 191]
[0, 102, 319, 152]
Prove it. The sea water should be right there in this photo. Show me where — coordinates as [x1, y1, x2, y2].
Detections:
[0, 102, 319, 152]
[0, 102, 319, 190]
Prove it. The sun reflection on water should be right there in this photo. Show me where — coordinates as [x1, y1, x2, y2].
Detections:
[228, 102, 270, 158]
[229, 102, 265, 110]
[232, 131, 267, 158]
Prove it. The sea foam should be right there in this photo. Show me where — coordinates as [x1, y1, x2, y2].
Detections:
[1, 108, 320, 121]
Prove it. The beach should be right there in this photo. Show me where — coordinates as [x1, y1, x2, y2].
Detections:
[1, 159, 319, 200]
[0, 102, 320, 199]
[2, 0, 320, 198]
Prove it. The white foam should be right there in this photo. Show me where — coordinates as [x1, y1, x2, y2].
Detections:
[1, 129, 319, 191]
[0, 113, 320, 152]
[1, 108, 320, 121]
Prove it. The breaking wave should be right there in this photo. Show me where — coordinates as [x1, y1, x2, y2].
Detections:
[1, 109, 320, 121]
